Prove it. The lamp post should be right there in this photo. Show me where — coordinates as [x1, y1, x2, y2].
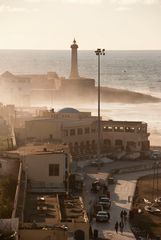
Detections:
[95, 48, 105, 165]
[152, 161, 159, 201]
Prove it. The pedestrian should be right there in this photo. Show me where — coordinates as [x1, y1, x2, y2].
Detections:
[115, 221, 119, 233]
[128, 195, 131, 202]
[123, 210, 127, 217]
[119, 221, 124, 234]
[123, 210, 127, 224]
[107, 190, 110, 198]
[120, 210, 124, 220]
[107, 212, 110, 221]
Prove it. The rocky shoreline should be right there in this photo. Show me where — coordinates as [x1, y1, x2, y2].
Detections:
[101, 86, 161, 104]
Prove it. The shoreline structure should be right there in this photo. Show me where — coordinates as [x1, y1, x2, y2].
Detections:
[0, 40, 160, 107]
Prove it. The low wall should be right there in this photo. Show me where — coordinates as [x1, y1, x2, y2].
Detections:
[12, 161, 23, 218]
[112, 162, 161, 175]
[19, 229, 68, 240]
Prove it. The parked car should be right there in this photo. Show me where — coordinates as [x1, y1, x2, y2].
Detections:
[96, 211, 109, 222]
[93, 204, 103, 216]
[99, 195, 110, 201]
[155, 197, 161, 204]
[150, 150, 161, 160]
[99, 197, 111, 209]
[143, 198, 151, 204]
[144, 205, 161, 214]
[91, 180, 101, 193]
[89, 159, 104, 167]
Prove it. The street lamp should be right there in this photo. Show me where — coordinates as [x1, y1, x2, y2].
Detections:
[152, 161, 159, 201]
[95, 48, 105, 165]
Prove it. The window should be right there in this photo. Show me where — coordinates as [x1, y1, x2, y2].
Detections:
[125, 127, 135, 133]
[125, 127, 130, 132]
[92, 140, 95, 145]
[64, 130, 68, 136]
[120, 126, 124, 131]
[114, 126, 124, 132]
[104, 139, 111, 145]
[0, 162, 2, 168]
[49, 164, 59, 176]
[70, 129, 75, 136]
[77, 128, 83, 135]
[86, 140, 89, 145]
[85, 127, 90, 134]
[137, 127, 141, 133]
[91, 128, 96, 133]
[49, 134, 53, 140]
[103, 126, 113, 132]
[130, 127, 135, 132]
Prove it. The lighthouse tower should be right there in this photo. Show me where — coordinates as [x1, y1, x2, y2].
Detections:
[69, 39, 79, 79]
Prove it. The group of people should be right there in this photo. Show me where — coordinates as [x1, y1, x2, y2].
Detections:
[114, 210, 128, 234]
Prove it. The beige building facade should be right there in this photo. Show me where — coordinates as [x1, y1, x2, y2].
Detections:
[102, 120, 150, 152]
[18, 144, 71, 191]
[15, 108, 150, 161]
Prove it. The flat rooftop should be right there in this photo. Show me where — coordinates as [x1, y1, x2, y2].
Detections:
[23, 193, 88, 226]
[24, 193, 60, 225]
[59, 195, 88, 223]
[103, 120, 146, 125]
[7, 143, 69, 156]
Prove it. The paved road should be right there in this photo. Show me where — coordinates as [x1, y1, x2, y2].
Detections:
[83, 162, 161, 240]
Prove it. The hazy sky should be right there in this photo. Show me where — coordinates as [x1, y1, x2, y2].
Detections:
[0, 0, 161, 50]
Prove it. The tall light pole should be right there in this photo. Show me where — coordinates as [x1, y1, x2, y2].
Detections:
[152, 161, 159, 201]
[95, 48, 105, 164]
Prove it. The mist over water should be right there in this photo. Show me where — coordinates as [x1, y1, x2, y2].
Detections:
[0, 50, 161, 145]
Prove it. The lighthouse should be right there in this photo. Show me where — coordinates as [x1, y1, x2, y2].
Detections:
[69, 39, 79, 79]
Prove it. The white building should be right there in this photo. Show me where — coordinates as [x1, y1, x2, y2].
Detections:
[18, 144, 72, 192]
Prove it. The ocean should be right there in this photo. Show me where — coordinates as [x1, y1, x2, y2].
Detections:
[0, 50, 161, 145]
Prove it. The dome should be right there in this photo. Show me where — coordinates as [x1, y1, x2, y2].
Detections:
[1, 71, 15, 78]
[58, 107, 79, 114]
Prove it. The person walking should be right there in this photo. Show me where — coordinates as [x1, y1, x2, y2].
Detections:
[119, 221, 124, 234]
[120, 210, 124, 221]
[123, 210, 128, 224]
[115, 221, 119, 233]
[123, 210, 127, 216]
[107, 212, 110, 222]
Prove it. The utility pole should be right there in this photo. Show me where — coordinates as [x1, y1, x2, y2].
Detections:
[95, 48, 105, 166]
